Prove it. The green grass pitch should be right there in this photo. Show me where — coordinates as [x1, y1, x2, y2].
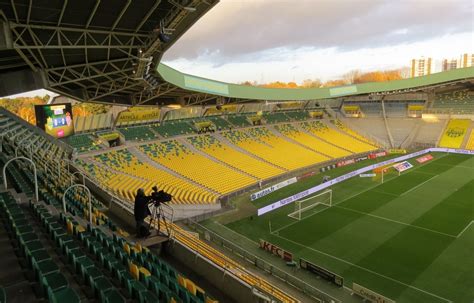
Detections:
[222, 153, 474, 302]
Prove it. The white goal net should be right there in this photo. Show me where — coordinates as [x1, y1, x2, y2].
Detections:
[288, 189, 332, 220]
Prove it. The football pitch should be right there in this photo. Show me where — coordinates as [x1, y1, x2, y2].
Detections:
[222, 153, 474, 302]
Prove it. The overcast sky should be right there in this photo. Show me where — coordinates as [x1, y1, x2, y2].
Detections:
[163, 0, 473, 84]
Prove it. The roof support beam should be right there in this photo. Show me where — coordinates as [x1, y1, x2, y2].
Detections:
[111, 0, 132, 31]
[86, 0, 101, 28]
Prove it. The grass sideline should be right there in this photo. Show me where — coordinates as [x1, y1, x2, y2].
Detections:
[207, 152, 474, 302]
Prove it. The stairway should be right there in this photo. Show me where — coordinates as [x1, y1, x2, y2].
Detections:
[461, 122, 474, 149]
[269, 124, 332, 159]
[400, 119, 422, 149]
[214, 133, 289, 172]
[381, 100, 395, 148]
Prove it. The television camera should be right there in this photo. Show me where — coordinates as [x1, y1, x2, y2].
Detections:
[149, 186, 172, 206]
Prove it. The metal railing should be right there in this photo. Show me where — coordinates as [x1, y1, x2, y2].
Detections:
[185, 219, 340, 303]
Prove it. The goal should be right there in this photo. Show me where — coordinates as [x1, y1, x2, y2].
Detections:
[288, 189, 333, 221]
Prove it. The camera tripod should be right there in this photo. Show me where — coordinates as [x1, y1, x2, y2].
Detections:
[147, 202, 164, 236]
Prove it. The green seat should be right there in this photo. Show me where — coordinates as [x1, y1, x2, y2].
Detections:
[24, 240, 44, 258]
[92, 277, 113, 300]
[128, 280, 147, 300]
[103, 288, 125, 303]
[48, 287, 81, 303]
[30, 249, 51, 269]
[42, 272, 68, 294]
[69, 248, 86, 265]
[76, 257, 95, 278]
[36, 260, 59, 281]
[84, 266, 104, 287]
[139, 290, 158, 303]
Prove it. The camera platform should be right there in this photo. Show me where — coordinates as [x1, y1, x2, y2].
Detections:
[128, 232, 169, 248]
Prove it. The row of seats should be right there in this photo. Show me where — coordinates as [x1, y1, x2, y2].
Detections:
[331, 119, 376, 146]
[301, 121, 377, 153]
[3, 149, 219, 303]
[275, 124, 351, 158]
[139, 141, 256, 194]
[222, 127, 329, 170]
[0, 192, 83, 302]
[152, 120, 195, 138]
[118, 126, 158, 141]
[64, 134, 101, 153]
[91, 150, 219, 204]
[187, 135, 285, 180]
[438, 119, 471, 148]
[263, 112, 292, 124]
[433, 90, 474, 114]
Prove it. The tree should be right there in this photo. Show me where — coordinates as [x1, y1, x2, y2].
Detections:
[301, 79, 322, 88]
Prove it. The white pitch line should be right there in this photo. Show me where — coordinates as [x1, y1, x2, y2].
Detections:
[271, 180, 390, 234]
[273, 234, 453, 303]
[456, 220, 474, 238]
[334, 205, 457, 238]
[273, 153, 450, 234]
[400, 174, 439, 196]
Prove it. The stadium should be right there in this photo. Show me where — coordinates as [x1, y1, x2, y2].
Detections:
[0, 1, 473, 303]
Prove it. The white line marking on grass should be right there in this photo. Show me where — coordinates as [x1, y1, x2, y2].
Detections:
[334, 205, 457, 238]
[271, 181, 390, 234]
[400, 175, 439, 196]
[273, 234, 453, 303]
[456, 220, 474, 238]
[272, 154, 448, 235]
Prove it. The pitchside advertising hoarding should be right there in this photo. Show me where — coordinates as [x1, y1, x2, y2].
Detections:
[300, 258, 344, 287]
[352, 283, 396, 303]
[257, 148, 473, 216]
[259, 239, 293, 261]
[392, 161, 413, 173]
[250, 177, 297, 201]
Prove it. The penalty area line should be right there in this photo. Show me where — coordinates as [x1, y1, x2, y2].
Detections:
[456, 220, 474, 238]
[400, 174, 439, 196]
[272, 234, 453, 303]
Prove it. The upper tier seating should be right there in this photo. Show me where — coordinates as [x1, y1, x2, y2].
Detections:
[89, 150, 218, 204]
[118, 125, 157, 141]
[64, 134, 101, 152]
[226, 114, 251, 127]
[438, 119, 471, 148]
[151, 120, 194, 138]
[139, 141, 255, 194]
[222, 127, 329, 170]
[284, 110, 309, 121]
[433, 90, 474, 114]
[187, 135, 284, 179]
[275, 124, 351, 158]
[263, 112, 291, 124]
[301, 121, 378, 153]
[200, 116, 232, 130]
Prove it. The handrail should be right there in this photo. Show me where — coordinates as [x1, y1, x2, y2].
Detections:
[2, 156, 39, 202]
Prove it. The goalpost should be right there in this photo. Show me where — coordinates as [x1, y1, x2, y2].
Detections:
[288, 189, 332, 221]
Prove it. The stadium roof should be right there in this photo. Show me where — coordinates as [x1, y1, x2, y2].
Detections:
[0, 0, 472, 107]
[157, 64, 474, 104]
[0, 0, 218, 103]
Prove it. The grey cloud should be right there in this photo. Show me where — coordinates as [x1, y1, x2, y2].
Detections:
[163, 0, 472, 62]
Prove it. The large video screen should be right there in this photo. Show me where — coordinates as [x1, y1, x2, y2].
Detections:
[34, 103, 74, 138]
